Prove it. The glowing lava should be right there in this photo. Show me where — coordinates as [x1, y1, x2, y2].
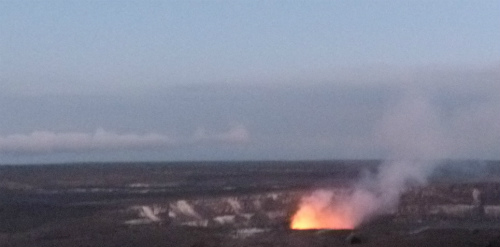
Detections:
[290, 190, 355, 230]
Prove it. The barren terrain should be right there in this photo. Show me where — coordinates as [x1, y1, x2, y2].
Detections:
[1, 160, 500, 247]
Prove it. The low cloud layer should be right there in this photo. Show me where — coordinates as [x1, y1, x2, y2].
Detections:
[0, 125, 250, 154]
[0, 63, 498, 163]
[192, 124, 250, 144]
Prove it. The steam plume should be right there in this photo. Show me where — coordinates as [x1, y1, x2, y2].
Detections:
[293, 93, 451, 228]
[349, 94, 451, 225]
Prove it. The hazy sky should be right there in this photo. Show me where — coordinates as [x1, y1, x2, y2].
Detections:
[1, 1, 499, 164]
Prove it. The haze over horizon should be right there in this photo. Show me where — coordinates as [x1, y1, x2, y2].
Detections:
[1, 1, 499, 164]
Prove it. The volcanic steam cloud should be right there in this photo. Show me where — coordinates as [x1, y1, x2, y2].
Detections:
[291, 94, 450, 230]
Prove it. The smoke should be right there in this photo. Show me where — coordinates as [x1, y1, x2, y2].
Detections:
[448, 97, 500, 159]
[347, 93, 452, 226]
[293, 91, 453, 228]
[292, 65, 499, 228]
[0, 125, 250, 153]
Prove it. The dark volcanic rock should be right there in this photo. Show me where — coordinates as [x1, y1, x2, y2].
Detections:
[486, 235, 500, 247]
[345, 232, 363, 244]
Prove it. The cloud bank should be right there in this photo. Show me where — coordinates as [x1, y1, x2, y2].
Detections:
[0, 125, 250, 154]
[0, 63, 498, 163]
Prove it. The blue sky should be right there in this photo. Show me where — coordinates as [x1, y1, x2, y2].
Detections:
[0, 1, 499, 163]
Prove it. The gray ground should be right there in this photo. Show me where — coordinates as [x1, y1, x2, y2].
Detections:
[1, 160, 500, 247]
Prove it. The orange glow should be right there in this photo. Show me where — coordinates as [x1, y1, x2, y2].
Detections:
[290, 191, 355, 230]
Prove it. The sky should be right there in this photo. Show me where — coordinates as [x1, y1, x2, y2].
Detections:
[0, 1, 499, 164]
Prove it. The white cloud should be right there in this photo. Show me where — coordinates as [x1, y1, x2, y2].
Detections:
[0, 125, 250, 154]
[192, 124, 250, 145]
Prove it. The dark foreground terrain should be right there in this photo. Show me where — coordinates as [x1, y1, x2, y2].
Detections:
[1, 160, 500, 247]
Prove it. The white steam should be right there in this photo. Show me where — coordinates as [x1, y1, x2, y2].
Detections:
[303, 92, 453, 227]
[353, 93, 451, 225]
[0, 125, 250, 153]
